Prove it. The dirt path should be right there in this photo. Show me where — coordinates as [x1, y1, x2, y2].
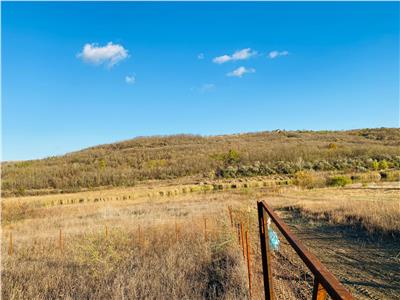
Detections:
[279, 210, 400, 300]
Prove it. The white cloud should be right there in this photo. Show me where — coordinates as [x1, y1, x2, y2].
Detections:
[78, 42, 129, 67]
[125, 75, 136, 84]
[197, 53, 205, 60]
[213, 54, 231, 64]
[232, 48, 256, 60]
[213, 48, 257, 64]
[268, 50, 289, 59]
[227, 66, 255, 78]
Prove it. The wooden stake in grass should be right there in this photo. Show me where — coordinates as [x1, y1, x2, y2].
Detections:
[105, 225, 108, 238]
[8, 232, 13, 256]
[204, 218, 207, 241]
[59, 229, 64, 253]
[138, 224, 141, 245]
[228, 206, 233, 227]
[240, 223, 245, 259]
[237, 223, 241, 245]
[175, 220, 179, 242]
[245, 230, 252, 298]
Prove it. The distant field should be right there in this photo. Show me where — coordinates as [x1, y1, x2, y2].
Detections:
[2, 183, 399, 299]
[1, 176, 281, 224]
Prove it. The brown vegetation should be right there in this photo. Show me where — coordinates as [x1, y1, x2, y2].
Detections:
[2, 183, 399, 299]
[2, 193, 251, 299]
[267, 183, 400, 237]
[2, 128, 400, 196]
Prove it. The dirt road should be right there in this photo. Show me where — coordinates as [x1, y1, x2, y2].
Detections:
[279, 210, 400, 300]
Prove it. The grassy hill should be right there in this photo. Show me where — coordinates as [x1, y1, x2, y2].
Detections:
[2, 128, 400, 197]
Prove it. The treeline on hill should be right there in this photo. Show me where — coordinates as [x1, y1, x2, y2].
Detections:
[2, 128, 400, 197]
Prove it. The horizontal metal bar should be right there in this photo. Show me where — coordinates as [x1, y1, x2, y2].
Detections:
[260, 200, 354, 300]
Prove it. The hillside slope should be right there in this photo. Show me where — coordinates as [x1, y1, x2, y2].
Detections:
[2, 128, 400, 196]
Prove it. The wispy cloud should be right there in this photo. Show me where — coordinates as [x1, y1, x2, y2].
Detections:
[227, 66, 255, 78]
[200, 83, 215, 93]
[213, 48, 257, 64]
[197, 53, 205, 60]
[213, 55, 231, 64]
[268, 50, 289, 59]
[78, 42, 129, 67]
[191, 83, 216, 93]
[125, 75, 136, 84]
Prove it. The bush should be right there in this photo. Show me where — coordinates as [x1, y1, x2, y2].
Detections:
[328, 143, 337, 149]
[379, 160, 389, 170]
[383, 170, 400, 181]
[371, 160, 379, 170]
[352, 172, 381, 183]
[327, 175, 352, 187]
[293, 171, 326, 189]
[275, 161, 299, 174]
[224, 149, 241, 165]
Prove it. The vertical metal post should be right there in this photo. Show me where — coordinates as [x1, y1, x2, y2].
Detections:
[240, 223, 245, 258]
[257, 201, 274, 300]
[312, 277, 328, 300]
[245, 230, 252, 298]
[237, 223, 241, 245]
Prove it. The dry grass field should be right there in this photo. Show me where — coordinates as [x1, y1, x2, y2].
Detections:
[264, 183, 400, 299]
[267, 182, 400, 236]
[2, 191, 254, 299]
[2, 182, 399, 299]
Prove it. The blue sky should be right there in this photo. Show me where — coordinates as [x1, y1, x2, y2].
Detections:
[2, 2, 399, 161]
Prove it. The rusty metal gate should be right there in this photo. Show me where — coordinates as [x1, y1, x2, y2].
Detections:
[257, 201, 354, 300]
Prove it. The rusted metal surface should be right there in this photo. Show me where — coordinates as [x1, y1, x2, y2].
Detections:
[237, 223, 241, 245]
[258, 200, 354, 300]
[257, 202, 274, 300]
[312, 277, 328, 300]
[240, 223, 245, 258]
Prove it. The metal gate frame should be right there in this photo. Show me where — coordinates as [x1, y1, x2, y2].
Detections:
[257, 201, 354, 300]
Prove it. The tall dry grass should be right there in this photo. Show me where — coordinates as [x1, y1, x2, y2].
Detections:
[2, 184, 399, 299]
[3, 223, 248, 299]
[267, 184, 400, 236]
[2, 192, 256, 299]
